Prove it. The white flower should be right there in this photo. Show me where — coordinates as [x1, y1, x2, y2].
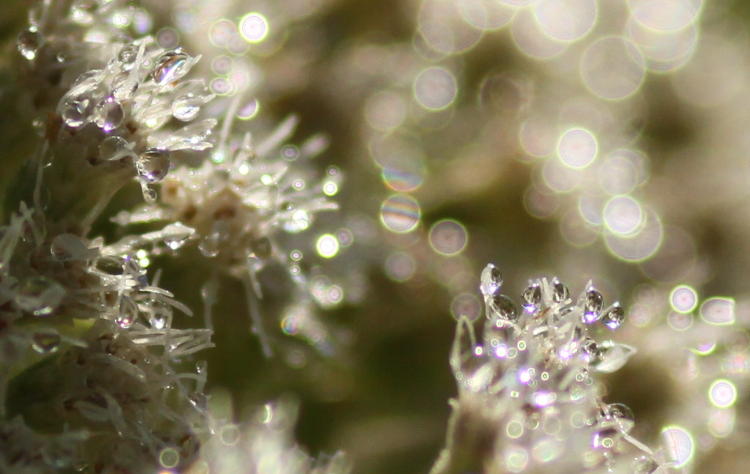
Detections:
[432, 264, 659, 474]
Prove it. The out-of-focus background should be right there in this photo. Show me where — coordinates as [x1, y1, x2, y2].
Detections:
[4, 0, 750, 472]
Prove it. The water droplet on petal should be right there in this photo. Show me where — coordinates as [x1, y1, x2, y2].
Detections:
[606, 403, 635, 433]
[521, 282, 541, 313]
[116, 298, 138, 328]
[32, 330, 61, 354]
[153, 50, 192, 85]
[581, 337, 598, 360]
[99, 136, 131, 161]
[61, 96, 93, 128]
[139, 184, 156, 202]
[283, 209, 311, 233]
[602, 303, 625, 330]
[581, 286, 603, 324]
[15, 276, 65, 316]
[18, 28, 42, 61]
[94, 96, 124, 132]
[118, 44, 138, 66]
[480, 264, 503, 297]
[593, 341, 635, 373]
[136, 148, 170, 183]
[50, 233, 89, 261]
[551, 278, 569, 303]
[489, 294, 519, 321]
[112, 71, 139, 101]
[162, 222, 194, 250]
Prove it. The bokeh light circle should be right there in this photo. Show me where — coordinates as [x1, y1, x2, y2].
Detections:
[414, 66, 458, 111]
[429, 219, 468, 256]
[557, 127, 598, 169]
[708, 379, 737, 409]
[533, 0, 597, 43]
[380, 194, 421, 233]
[580, 36, 646, 100]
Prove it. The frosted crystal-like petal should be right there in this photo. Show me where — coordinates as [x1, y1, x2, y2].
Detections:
[593, 341, 635, 373]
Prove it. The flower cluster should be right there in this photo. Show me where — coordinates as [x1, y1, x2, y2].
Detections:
[432, 264, 660, 473]
[0, 203, 212, 472]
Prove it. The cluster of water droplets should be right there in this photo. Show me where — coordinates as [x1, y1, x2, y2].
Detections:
[442, 264, 657, 472]
[0, 209, 212, 470]
[53, 37, 214, 201]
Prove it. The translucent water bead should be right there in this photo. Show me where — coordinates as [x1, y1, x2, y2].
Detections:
[94, 96, 124, 132]
[581, 285, 603, 324]
[136, 149, 171, 183]
[15, 276, 65, 316]
[152, 50, 193, 86]
[61, 95, 95, 128]
[17, 28, 42, 61]
[480, 263, 503, 297]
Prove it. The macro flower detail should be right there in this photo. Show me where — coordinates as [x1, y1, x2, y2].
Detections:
[432, 264, 657, 473]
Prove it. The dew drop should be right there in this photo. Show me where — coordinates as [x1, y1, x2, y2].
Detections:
[94, 96, 124, 132]
[17, 28, 42, 61]
[32, 330, 61, 354]
[61, 96, 93, 128]
[606, 402, 635, 433]
[153, 50, 191, 85]
[118, 44, 138, 66]
[601, 303, 625, 330]
[136, 148, 170, 183]
[593, 341, 635, 373]
[50, 233, 89, 261]
[162, 222, 194, 250]
[111, 72, 138, 101]
[480, 264, 503, 297]
[581, 337, 598, 360]
[490, 294, 519, 321]
[283, 209, 311, 233]
[99, 136, 131, 161]
[116, 298, 138, 328]
[581, 286, 603, 324]
[15, 276, 65, 316]
[141, 185, 158, 203]
[521, 282, 542, 313]
[551, 278, 569, 303]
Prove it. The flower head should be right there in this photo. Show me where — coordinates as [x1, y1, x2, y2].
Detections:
[433, 264, 658, 473]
